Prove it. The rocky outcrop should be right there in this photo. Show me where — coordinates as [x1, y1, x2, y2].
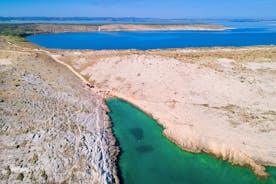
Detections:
[0, 40, 119, 183]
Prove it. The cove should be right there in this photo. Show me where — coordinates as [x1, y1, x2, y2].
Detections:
[106, 98, 276, 184]
[26, 28, 276, 50]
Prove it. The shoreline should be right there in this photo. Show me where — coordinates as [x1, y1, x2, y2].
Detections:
[41, 51, 122, 184]
[46, 49, 275, 178]
[0, 37, 120, 184]
[3, 35, 276, 181]
[50, 46, 276, 179]
[104, 93, 272, 179]
[104, 100, 125, 184]
[105, 97, 276, 182]
[0, 37, 120, 183]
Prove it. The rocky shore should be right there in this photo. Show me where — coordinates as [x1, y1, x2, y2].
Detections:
[0, 37, 119, 183]
[55, 46, 276, 178]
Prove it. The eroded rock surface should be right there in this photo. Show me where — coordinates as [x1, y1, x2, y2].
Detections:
[0, 40, 118, 183]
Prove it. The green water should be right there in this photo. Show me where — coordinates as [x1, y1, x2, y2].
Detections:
[106, 98, 276, 184]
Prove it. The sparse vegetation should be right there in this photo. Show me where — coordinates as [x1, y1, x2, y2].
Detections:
[30, 153, 39, 164]
[5, 165, 11, 177]
[29, 170, 34, 180]
[0, 24, 38, 37]
[41, 170, 48, 180]
[16, 173, 24, 181]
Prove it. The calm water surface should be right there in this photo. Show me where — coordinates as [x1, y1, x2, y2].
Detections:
[27, 28, 276, 50]
[107, 98, 276, 184]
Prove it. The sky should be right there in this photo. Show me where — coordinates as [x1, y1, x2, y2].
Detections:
[0, 0, 275, 19]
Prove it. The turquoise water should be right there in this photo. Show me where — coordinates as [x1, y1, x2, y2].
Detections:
[27, 28, 276, 50]
[25, 20, 276, 183]
[106, 98, 276, 184]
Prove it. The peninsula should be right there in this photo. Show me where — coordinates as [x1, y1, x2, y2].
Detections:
[54, 46, 276, 178]
[0, 23, 229, 37]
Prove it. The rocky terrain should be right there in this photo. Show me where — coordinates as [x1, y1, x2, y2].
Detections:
[54, 46, 276, 178]
[0, 37, 119, 183]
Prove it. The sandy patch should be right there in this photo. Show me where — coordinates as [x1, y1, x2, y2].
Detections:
[0, 58, 12, 65]
[242, 61, 276, 70]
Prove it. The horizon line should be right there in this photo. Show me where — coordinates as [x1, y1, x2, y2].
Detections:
[0, 16, 276, 20]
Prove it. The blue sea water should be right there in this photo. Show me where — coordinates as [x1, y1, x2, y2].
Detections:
[27, 28, 276, 50]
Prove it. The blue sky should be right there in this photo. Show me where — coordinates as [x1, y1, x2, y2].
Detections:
[0, 0, 275, 19]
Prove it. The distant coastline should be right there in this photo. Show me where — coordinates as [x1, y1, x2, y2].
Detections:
[0, 23, 230, 38]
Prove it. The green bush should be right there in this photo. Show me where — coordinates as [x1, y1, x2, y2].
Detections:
[16, 173, 24, 181]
